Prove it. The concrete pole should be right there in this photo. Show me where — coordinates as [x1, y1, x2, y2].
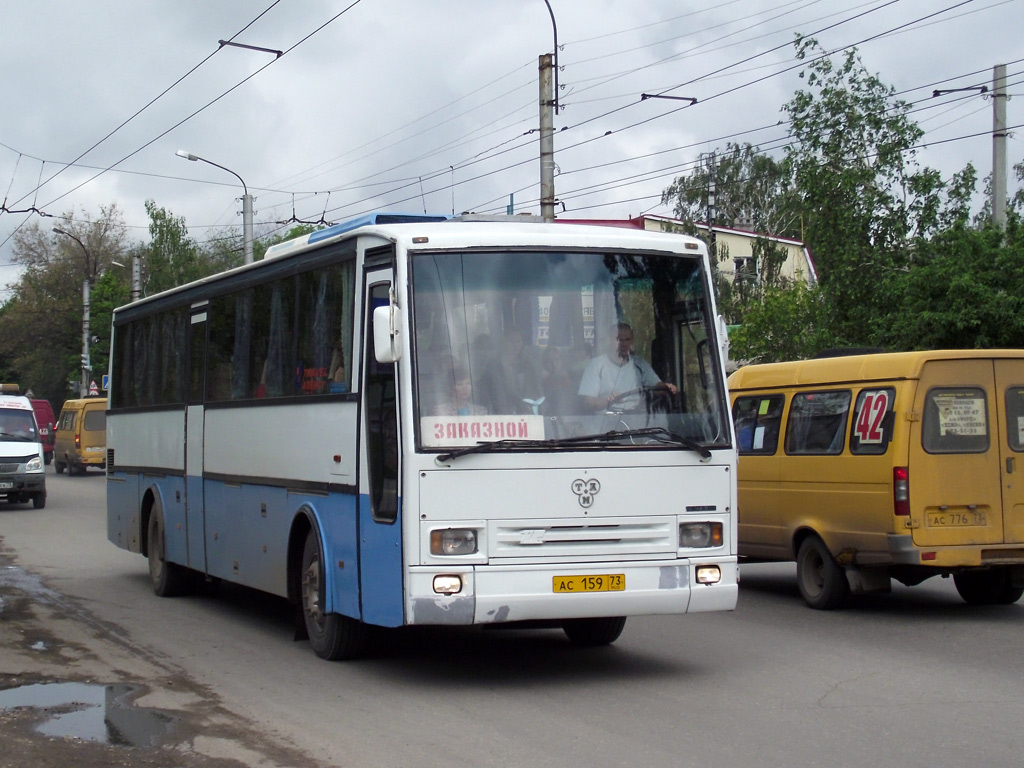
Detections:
[242, 193, 254, 264]
[992, 64, 1008, 230]
[81, 277, 91, 397]
[539, 53, 555, 222]
[130, 253, 142, 302]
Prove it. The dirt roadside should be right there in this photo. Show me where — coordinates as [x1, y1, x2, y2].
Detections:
[0, 544, 316, 768]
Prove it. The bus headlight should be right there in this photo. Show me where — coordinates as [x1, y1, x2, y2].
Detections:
[679, 522, 722, 548]
[430, 528, 478, 555]
[26, 456, 43, 472]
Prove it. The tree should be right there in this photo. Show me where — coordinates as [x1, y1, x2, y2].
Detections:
[0, 206, 130, 405]
[142, 200, 204, 295]
[662, 142, 801, 239]
[782, 37, 951, 348]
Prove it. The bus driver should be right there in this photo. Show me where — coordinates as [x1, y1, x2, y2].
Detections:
[578, 322, 678, 412]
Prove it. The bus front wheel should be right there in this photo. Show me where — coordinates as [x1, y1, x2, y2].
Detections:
[147, 499, 188, 597]
[300, 531, 367, 660]
[562, 616, 627, 647]
[796, 535, 849, 610]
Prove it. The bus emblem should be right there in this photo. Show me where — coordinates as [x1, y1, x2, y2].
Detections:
[571, 478, 601, 508]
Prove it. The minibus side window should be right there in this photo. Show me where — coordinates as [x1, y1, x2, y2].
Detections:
[732, 395, 784, 454]
[850, 387, 896, 455]
[1005, 388, 1024, 452]
[921, 387, 989, 454]
[785, 390, 851, 455]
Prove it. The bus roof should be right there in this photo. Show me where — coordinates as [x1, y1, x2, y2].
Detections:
[114, 213, 710, 320]
[728, 349, 1024, 391]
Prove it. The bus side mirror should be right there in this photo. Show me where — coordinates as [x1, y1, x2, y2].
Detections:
[373, 304, 402, 363]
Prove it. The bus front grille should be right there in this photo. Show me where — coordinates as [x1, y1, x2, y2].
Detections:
[490, 517, 676, 560]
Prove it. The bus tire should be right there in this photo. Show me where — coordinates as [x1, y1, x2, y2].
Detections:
[796, 535, 849, 610]
[562, 616, 627, 647]
[148, 498, 188, 597]
[954, 568, 1024, 605]
[32, 492, 46, 510]
[301, 530, 367, 660]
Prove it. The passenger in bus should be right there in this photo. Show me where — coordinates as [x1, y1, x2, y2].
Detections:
[433, 364, 487, 416]
[328, 343, 348, 393]
[479, 328, 543, 415]
[577, 322, 678, 412]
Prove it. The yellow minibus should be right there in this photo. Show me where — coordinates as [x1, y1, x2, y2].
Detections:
[728, 350, 1024, 608]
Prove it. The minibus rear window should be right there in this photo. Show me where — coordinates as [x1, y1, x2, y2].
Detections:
[1004, 387, 1024, 452]
[922, 387, 989, 454]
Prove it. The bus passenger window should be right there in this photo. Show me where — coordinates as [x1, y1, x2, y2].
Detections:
[850, 388, 895, 455]
[785, 391, 851, 455]
[732, 395, 783, 454]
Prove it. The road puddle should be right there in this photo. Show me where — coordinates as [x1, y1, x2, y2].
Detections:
[0, 682, 175, 745]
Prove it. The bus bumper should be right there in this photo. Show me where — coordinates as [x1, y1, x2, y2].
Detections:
[406, 557, 738, 626]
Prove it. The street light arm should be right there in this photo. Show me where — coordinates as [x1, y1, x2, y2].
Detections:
[176, 149, 248, 196]
[53, 227, 92, 278]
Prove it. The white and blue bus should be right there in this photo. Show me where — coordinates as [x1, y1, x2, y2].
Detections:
[106, 214, 738, 659]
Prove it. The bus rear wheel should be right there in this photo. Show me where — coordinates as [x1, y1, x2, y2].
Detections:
[301, 530, 367, 660]
[954, 568, 1024, 605]
[148, 498, 188, 597]
[796, 535, 849, 609]
[562, 616, 627, 647]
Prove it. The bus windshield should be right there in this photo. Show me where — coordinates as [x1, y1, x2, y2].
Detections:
[411, 248, 728, 450]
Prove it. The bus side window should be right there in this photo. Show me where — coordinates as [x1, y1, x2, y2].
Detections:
[733, 395, 784, 454]
[785, 390, 851, 455]
[850, 387, 896, 455]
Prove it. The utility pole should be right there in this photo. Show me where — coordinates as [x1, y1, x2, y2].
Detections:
[53, 227, 92, 397]
[992, 64, 1008, 230]
[539, 53, 556, 222]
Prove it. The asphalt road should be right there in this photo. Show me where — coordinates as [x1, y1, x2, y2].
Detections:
[2, 467, 1023, 767]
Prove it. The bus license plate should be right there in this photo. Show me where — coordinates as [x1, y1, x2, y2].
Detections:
[927, 511, 986, 527]
[553, 574, 625, 593]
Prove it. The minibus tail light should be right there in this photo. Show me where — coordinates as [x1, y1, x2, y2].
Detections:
[893, 466, 910, 516]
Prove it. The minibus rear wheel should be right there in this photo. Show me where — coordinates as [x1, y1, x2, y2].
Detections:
[796, 535, 849, 610]
[953, 568, 1024, 606]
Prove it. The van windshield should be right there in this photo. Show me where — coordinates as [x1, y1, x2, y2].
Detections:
[410, 248, 729, 451]
[0, 409, 38, 442]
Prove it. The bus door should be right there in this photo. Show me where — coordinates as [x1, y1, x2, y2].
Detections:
[994, 359, 1024, 543]
[909, 359, 1004, 548]
[185, 305, 208, 572]
[358, 265, 403, 626]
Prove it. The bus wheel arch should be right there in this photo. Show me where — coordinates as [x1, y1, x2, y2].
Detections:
[145, 489, 188, 597]
[294, 514, 368, 660]
[795, 531, 849, 610]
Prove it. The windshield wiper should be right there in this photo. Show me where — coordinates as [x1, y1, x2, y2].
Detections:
[436, 427, 711, 463]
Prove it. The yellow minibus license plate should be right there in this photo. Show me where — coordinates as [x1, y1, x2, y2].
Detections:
[553, 574, 625, 593]
[926, 511, 987, 527]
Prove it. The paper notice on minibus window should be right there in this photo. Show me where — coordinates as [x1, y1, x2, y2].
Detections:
[935, 393, 986, 437]
[422, 415, 546, 447]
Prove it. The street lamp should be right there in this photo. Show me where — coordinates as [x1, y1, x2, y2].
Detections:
[52, 227, 93, 397]
[176, 150, 254, 264]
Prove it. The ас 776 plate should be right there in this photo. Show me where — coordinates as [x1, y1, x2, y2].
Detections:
[553, 574, 625, 593]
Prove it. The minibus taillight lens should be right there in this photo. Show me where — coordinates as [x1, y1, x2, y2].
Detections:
[430, 528, 478, 556]
[893, 467, 910, 516]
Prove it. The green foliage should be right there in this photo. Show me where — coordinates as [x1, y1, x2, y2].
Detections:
[728, 283, 832, 364]
[882, 218, 1024, 350]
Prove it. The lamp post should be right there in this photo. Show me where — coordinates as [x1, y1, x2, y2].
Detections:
[53, 227, 93, 397]
[176, 150, 254, 264]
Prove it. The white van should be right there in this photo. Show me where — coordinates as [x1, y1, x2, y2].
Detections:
[0, 390, 47, 509]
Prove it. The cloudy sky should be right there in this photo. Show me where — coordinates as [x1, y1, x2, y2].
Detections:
[1, 0, 1021, 290]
